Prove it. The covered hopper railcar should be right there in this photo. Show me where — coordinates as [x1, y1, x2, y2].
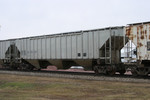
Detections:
[125, 22, 150, 76]
[0, 26, 125, 74]
[1, 21, 150, 76]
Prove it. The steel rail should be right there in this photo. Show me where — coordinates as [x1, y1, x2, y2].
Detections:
[0, 69, 149, 83]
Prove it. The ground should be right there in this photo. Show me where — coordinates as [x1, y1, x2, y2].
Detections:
[0, 74, 149, 100]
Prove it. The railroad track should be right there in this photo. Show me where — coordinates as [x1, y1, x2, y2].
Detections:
[0, 69, 150, 83]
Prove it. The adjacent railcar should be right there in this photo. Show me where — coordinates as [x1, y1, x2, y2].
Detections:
[125, 22, 150, 76]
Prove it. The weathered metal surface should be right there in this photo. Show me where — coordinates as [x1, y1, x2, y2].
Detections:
[0, 26, 125, 68]
[126, 22, 150, 61]
[0, 27, 124, 60]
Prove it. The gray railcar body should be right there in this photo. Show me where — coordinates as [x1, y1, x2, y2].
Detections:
[0, 26, 124, 70]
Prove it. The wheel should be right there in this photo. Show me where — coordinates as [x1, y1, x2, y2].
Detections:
[94, 69, 99, 74]
[10, 64, 18, 70]
[20, 63, 33, 71]
[131, 68, 138, 76]
[27, 66, 34, 71]
[93, 65, 99, 74]
[107, 70, 116, 75]
[119, 70, 126, 75]
[137, 67, 149, 76]
[106, 65, 116, 75]
[11, 66, 18, 70]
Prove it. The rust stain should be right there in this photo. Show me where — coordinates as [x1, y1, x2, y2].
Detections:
[137, 27, 139, 48]
[134, 35, 136, 37]
[137, 26, 139, 34]
[126, 26, 134, 40]
[145, 30, 147, 34]
[137, 42, 143, 47]
[139, 43, 143, 47]
[126, 26, 131, 36]
[141, 35, 144, 39]
[139, 25, 143, 30]
[137, 27, 140, 40]
[145, 30, 147, 39]
[142, 30, 144, 35]
[139, 25, 145, 40]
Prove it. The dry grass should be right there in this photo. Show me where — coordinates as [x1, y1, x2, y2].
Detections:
[0, 74, 149, 100]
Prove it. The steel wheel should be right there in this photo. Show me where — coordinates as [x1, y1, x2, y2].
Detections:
[94, 65, 99, 74]
[131, 68, 138, 76]
[119, 70, 126, 75]
[107, 70, 116, 75]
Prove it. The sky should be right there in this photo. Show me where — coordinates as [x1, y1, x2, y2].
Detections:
[0, 0, 150, 40]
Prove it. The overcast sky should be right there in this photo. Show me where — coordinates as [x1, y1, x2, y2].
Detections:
[0, 0, 150, 40]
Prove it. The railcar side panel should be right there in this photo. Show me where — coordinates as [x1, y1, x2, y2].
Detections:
[34, 39, 37, 59]
[51, 37, 56, 59]
[30, 39, 34, 59]
[41, 38, 46, 59]
[1, 41, 7, 59]
[66, 35, 72, 59]
[61, 36, 67, 59]
[46, 38, 50, 59]
[38, 38, 41, 59]
[83, 32, 88, 59]
[56, 36, 61, 59]
[71, 35, 77, 59]
[93, 31, 99, 58]
[77, 34, 82, 59]
[1, 42, 4, 59]
[88, 32, 94, 59]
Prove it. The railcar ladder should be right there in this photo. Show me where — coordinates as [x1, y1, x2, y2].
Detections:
[105, 34, 115, 64]
[102, 32, 117, 64]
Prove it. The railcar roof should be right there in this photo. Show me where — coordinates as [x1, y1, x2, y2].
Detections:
[0, 26, 124, 42]
[128, 21, 150, 26]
